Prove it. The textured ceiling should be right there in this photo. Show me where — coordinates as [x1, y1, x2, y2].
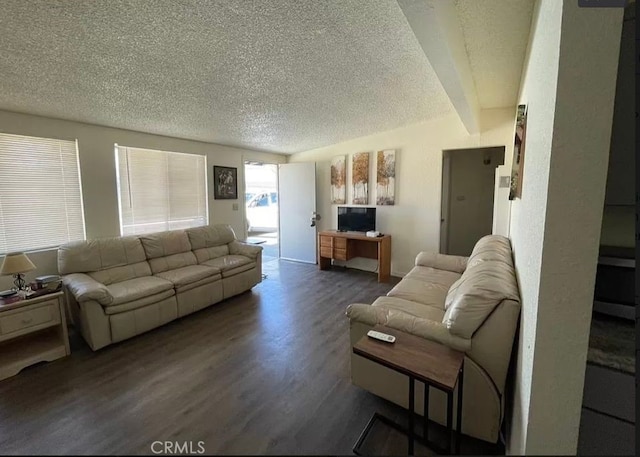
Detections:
[454, 0, 535, 109]
[0, 0, 454, 154]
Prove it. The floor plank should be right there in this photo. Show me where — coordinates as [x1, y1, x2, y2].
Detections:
[0, 260, 503, 455]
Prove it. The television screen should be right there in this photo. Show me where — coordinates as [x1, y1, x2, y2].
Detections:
[337, 207, 376, 232]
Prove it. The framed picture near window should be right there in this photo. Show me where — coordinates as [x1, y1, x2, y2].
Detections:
[213, 166, 238, 199]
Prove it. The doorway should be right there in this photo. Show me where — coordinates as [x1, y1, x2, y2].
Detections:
[440, 146, 505, 256]
[244, 162, 279, 263]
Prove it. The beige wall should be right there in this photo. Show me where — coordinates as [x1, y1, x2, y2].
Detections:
[506, 0, 622, 454]
[289, 108, 515, 277]
[0, 110, 287, 289]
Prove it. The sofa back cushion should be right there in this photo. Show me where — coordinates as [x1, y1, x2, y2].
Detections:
[187, 225, 235, 263]
[89, 262, 152, 286]
[140, 230, 196, 274]
[58, 236, 150, 283]
[193, 245, 230, 263]
[466, 234, 514, 270]
[442, 260, 519, 339]
[186, 224, 236, 249]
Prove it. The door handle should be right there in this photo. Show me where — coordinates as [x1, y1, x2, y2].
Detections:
[310, 211, 321, 227]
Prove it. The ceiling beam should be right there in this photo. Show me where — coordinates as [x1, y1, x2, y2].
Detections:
[398, 0, 481, 134]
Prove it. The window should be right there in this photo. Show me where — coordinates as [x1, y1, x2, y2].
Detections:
[0, 133, 86, 254]
[115, 145, 208, 236]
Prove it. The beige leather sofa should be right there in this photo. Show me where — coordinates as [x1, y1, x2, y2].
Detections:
[346, 235, 520, 443]
[58, 224, 262, 350]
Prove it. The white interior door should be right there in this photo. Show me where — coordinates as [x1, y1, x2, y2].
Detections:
[278, 162, 317, 263]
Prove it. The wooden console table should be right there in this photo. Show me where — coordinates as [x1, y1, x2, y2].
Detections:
[318, 231, 391, 283]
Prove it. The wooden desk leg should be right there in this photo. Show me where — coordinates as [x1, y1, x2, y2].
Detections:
[378, 237, 391, 282]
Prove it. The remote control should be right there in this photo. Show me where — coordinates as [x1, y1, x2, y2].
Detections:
[367, 330, 396, 343]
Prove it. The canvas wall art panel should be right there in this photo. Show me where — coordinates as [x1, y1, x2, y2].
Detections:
[509, 105, 528, 200]
[351, 152, 369, 205]
[330, 155, 346, 204]
[376, 149, 396, 205]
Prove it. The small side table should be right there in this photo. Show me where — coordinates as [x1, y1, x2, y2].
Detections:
[0, 291, 70, 381]
[352, 325, 464, 455]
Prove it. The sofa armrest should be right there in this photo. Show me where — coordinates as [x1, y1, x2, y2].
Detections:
[63, 273, 113, 306]
[415, 252, 468, 273]
[346, 303, 471, 352]
[229, 240, 263, 260]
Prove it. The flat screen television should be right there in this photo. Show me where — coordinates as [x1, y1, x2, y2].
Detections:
[337, 206, 376, 232]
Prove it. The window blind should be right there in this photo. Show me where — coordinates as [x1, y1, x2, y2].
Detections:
[0, 133, 86, 254]
[115, 145, 208, 236]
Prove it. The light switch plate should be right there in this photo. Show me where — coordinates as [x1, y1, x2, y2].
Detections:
[499, 176, 511, 188]
[232, 203, 239, 210]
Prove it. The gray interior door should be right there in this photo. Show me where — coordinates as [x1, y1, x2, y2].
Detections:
[440, 147, 505, 256]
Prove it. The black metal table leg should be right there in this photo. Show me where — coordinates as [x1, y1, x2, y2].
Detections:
[408, 376, 415, 455]
[423, 383, 429, 443]
[446, 389, 454, 454]
[352, 413, 379, 455]
[456, 365, 464, 454]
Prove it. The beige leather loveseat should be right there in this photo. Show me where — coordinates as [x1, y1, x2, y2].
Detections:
[346, 235, 520, 443]
[59, 224, 262, 350]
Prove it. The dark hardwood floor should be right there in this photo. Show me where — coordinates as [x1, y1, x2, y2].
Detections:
[0, 260, 503, 455]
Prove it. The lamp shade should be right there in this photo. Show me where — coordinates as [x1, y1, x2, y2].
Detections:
[0, 252, 36, 275]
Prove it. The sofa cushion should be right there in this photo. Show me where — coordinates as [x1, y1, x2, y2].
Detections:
[155, 265, 221, 288]
[186, 224, 236, 250]
[387, 267, 461, 309]
[103, 289, 176, 315]
[106, 276, 174, 306]
[444, 276, 465, 310]
[467, 235, 514, 270]
[201, 255, 254, 277]
[414, 252, 468, 273]
[442, 261, 520, 338]
[193, 245, 230, 264]
[58, 235, 147, 275]
[148, 251, 198, 274]
[404, 266, 461, 286]
[89, 261, 152, 286]
[372, 296, 445, 321]
[140, 230, 192, 259]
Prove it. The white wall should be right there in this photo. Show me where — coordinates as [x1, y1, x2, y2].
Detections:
[289, 108, 515, 277]
[0, 110, 287, 290]
[507, 0, 623, 454]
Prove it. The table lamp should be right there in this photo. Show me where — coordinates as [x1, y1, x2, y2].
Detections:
[1, 252, 36, 291]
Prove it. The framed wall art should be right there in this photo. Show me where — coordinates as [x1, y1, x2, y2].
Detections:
[213, 166, 238, 199]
